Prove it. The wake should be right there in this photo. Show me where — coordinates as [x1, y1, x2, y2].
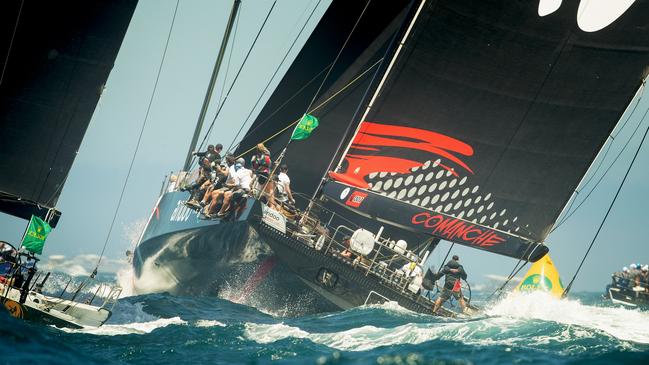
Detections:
[243, 292, 649, 353]
[487, 291, 649, 344]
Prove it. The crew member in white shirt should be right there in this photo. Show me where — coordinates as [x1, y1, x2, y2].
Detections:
[218, 158, 253, 217]
[276, 164, 295, 206]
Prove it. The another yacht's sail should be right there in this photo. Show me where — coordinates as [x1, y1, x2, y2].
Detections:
[236, 0, 412, 196]
[0, 0, 138, 227]
[330, 0, 649, 244]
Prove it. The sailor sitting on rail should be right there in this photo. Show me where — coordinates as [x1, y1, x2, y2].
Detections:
[184, 157, 214, 208]
[216, 158, 253, 218]
[204, 155, 238, 217]
[200, 155, 232, 208]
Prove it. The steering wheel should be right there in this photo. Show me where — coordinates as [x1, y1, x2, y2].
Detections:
[433, 279, 472, 308]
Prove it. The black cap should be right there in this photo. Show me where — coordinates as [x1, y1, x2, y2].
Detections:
[215, 143, 223, 150]
[452, 255, 459, 261]
[207, 144, 214, 150]
[280, 164, 288, 171]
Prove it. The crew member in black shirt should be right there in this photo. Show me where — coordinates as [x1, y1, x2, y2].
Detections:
[432, 255, 468, 314]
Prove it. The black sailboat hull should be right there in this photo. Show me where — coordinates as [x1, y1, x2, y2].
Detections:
[132, 191, 263, 295]
[252, 219, 457, 316]
[132, 192, 338, 312]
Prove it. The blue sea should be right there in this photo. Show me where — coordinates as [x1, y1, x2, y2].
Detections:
[2, 272, 649, 365]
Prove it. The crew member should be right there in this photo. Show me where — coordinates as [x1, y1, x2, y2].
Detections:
[251, 143, 274, 204]
[340, 236, 355, 260]
[401, 261, 423, 279]
[637, 265, 649, 289]
[217, 158, 253, 217]
[432, 255, 468, 314]
[192, 143, 223, 166]
[205, 155, 236, 217]
[276, 164, 295, 206]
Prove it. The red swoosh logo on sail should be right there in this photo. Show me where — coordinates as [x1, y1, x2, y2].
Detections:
[330, 122, 474, 188]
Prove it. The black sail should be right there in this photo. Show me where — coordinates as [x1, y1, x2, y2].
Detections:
[235, 0, 412, 198]
[330, 0, 649, 245]
[0, 0, 138, 227]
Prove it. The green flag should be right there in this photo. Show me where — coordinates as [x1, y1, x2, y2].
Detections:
[290, 114, 319, 141]
[21, 215, 51, 255]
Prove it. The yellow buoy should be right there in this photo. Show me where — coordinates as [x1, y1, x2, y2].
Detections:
[516, 254, 564, 298]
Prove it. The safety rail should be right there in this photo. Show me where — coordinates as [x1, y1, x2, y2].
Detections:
[274, 193, 434, 301]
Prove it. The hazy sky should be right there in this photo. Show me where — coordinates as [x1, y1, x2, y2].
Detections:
[1, 0, 648, 291]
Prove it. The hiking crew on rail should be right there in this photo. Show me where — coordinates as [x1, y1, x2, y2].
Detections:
[181, 142, 297, 219]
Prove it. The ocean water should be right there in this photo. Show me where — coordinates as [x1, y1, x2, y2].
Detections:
[2, 273, 649, 365]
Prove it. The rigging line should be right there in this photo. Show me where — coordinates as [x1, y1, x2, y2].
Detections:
[487, 260, 529, 302]
[232, 62, 333, 150]
[208, 4, 241, 144]
[562, 106, 649, 298]
[553, 85, 646, 227]
[0, 0, 24, 88]
[436, 242, 454, 273]
[94, 0, 181, 270]
[234, 58, 384, 158]
[225, 0, 323, 153]
[301, 0, 373, 118]
[484, 237, 540, 301]
[190, 1, 277, 171]
[550, 98, 648, 233]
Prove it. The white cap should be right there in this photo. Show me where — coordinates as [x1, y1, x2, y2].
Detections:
[643, 265, 648, 271]
[630, 263, 638, 269]
[623, 266, 629, 272]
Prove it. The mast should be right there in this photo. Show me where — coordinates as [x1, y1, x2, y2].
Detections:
[182, 0, 241, 171]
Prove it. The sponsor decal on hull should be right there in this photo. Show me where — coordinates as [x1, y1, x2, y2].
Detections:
[262, 205, 286, 234]
[345, 191, 368, 208]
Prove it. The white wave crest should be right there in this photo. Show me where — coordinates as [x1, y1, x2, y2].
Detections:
[244, 293, 649, 352]
[360, 300, 416, 315]
[487, 291, 649, 344]
[60, 317, 186, 336]
[244, 321, 499, 351]
[195, 319, 226, 328]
